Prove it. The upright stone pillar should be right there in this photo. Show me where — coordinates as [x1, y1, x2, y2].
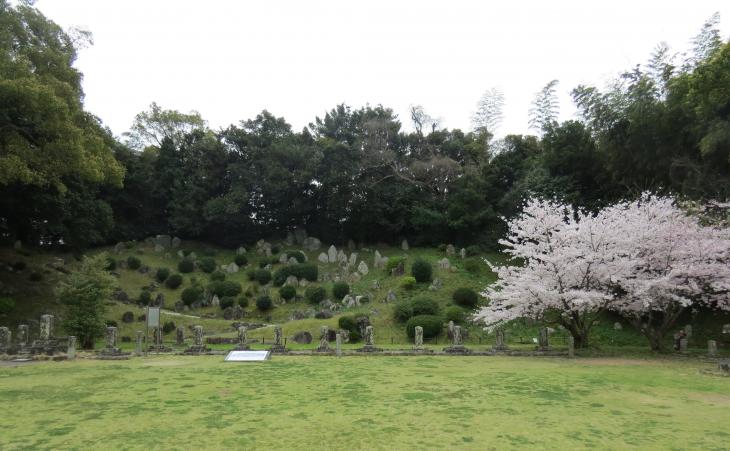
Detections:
[176, 326, 184, 345]
[679, 338, 688, 353]
[135, 330, 143, 356]
[444, 325, 469, 354]
[316, 326, 330, 352]
[567, 335, 575, 358]
[414, 326, 424, 351]
[99, 326, 125, 358]
[493, 328, 508, 351]
[708, 340, 718, 357]
[358, 325, 381, 352]
[270, 325, 287, 353]
[0, 327, 11, 352]
[67, 336, 76, 359]
[184, 325, 209, 354]
[235, 326, 249, 350]
[17, 325, 28, 351]
[538, 327, 550, 351]
[335, 333, 342, 357]
[39, 314, 53, 341]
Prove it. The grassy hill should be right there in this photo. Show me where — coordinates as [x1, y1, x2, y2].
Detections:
[1, 239, 728, 352]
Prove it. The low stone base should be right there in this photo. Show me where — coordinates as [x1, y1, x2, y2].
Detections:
[30, 340, 60, 355]
[147, 345, 173, 353]
[270, 345, 288, 354]
[357, 345, 383, 353]
[443, 346, 471, 354]
[183, 345, 210, 355]
[492, 346, 509, 352]
[97, 354, 130, 360]
[412, 348, 434, 353]
[536, 347, 550, 352]
[315, 346, 332, 353]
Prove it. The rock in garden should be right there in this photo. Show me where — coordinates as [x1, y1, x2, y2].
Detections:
[318, 252, 329, 263]
[237, 246, 246, 255]
[358, 261, 369, 276]
[226, 262, 239, 273]
[171, 237, 181, 248]
[328, 245, 337, 263]
[302, 237, 321, 251]
[211, 295, 221, 307]
[437, 258, 450, 269]
[460, 248, 466, 259]
[285, 275, 298, 286]
[446, 244, 455, 255]
[386, 290, 396, 302]
[401, 239, 409, 251]
[293, 331, 312, 344]
[349, 253, 358, 267]
[613, 322, 622, 330]
[337, 250, 347, 265]
[315, 310, 333, 319]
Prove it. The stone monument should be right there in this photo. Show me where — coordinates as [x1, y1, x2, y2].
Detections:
[270, 325, 287, 353]
[413, 326, 424, 352]
[708, 340, 717, 357]
[31, 314, 58, 354]
[537, 327, 550, 351]
[67, 336, 76, 359]
[493, 328, 508, 351]
[99, 326, 128, 358]
[316, 326, 330, 352]
[568, 335, 575, 358]
[336, 333, 342, 357]
[358, 326, 382, 352]
[0, 327, 10, 353]
[135, 330, 143, 356]
[444, 325, 470, 354]
[17, 324, 29, 353]
[176, 326, 185, 346]
[235, 326, 250, 350]
[184, 325, 210, 354]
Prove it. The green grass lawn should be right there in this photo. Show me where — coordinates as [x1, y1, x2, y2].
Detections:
[1, 356, 728, 450]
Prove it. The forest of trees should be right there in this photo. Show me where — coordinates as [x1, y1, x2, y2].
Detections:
[1, 2, 729, 250]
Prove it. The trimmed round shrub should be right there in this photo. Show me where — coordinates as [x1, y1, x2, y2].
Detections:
[463, 258, 482, 274]
[29, 272, 43, 282]
[386, 256, 406, 273]
[165, 273, 183, 289]
[466, 244, 482, 256]
[220, 296, 236, 310]
[395, 296, 440, 322]
[237, 296, 249, 308]
[0, 297, 16, 315]
[162, 320, 176, 334]
[105, 320, 118, 327]
[273, 263, 318, 286]
[287, 250, 306, 263]
[181, 287, 202, 306]
[255, 269, 272, 285]
[411, 258, 432, 283]
[338, 315, 365, 341]
[271, 245, 281, 255]
[127, 256, 141, 270]
[452, 288, 479, 308]
[138, 290, 152, 305]
[246, 268, 257, 281]
[121, 311, 135, 323]
[234, 254, 248, 266]
[256, 295, 273, 311]
[210, 270, 226, 282]
[406, 315, 443, 339]
[105, 257, 117, 271]
[279, 285, 296, 301]
[332, 281, 350, 300]
[400, 276, 416, 290]
[156, 267, 171, 282]
[444, 306, 467, 324]
[178, 258, 194, 273]
[207, 280, 242, 298]
[198, 257, 217, 273]
[305, 286, 326, 304]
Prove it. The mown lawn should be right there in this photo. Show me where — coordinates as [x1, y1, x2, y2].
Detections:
[1, 356, 728, 450]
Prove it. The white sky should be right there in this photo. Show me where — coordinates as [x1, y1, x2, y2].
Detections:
[35, 0, 730, 138]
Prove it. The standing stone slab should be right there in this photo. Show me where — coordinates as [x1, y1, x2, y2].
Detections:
[99, 326, 128, 359]
[31, 314, 58, 354]
[357, 261, 369, 276]
[401, 240, 409, 251]
[0, 327, 11, 352]
[708, 340, 718, 357]
[270, 325, 287, 353]
[39, 314, 53, 341]
[135, 330, 143, 356]
[459, 248, 466, 259]
[327, 245, 337, 264]
[235, 326, 250, 350]
[316, 326, 330, 352]
[358, 326, 382, 352]
[537, 327, 550, 351]
[446, 244, 456, 255]
[414, 326, 424, 351]
[567, 335, 575, 358]
[184, 325, 209, 354]
[176, 326, 185, 345]
[679, 338, 688, 353]
[17, 324, 28, 351]
[444, 325, 470, 354]
[336, 333, 342, 357]
[67, 336, 76, 359]
[318, 252, 329, 263]
[493, 328, 508, 351]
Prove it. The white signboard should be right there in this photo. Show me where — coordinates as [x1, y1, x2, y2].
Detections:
[224, 350, 271, 362]
[147, 307, 160, 328]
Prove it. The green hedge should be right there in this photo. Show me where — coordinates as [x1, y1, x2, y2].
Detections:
[273, 263, 318, 286]
[406, 315, 443, 338]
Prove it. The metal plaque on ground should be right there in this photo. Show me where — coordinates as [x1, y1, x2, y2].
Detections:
[224, 350, 271, 362]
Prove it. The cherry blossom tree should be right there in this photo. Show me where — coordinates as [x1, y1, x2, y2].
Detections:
[476, 198, 628, 348]
[607, 196, 730, 351]
[477, 194, 730, 350]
